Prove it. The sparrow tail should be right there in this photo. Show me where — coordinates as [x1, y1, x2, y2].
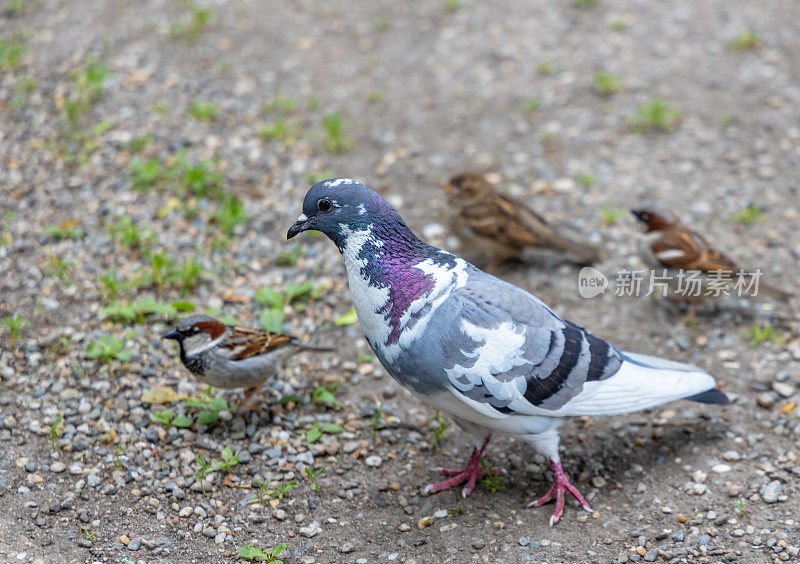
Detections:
[758, 282, 795, 302]
[550, 235, 601, 265]
[292, 341, 336, 352]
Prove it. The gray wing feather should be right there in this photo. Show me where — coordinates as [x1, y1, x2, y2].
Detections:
[435, 270, 623, 414]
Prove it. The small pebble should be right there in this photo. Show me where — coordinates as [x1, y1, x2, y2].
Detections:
[470, 538, 485, 550]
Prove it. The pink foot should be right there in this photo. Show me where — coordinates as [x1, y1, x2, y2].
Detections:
[423, 436, 498, 498]
[528, 459, 592, 526]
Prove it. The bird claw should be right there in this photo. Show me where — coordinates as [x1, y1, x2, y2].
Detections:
[424, 437, 493, 497]
[528, 459, 591, 525]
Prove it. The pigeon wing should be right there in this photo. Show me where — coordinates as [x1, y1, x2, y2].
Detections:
[435, 273, 718, 419]
[437, 275, 623, 417]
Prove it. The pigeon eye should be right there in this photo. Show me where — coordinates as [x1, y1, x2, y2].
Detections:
[317, 199, 332, 212]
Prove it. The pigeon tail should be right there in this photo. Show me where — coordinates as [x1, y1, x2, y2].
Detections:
[685, 388, 730, 404]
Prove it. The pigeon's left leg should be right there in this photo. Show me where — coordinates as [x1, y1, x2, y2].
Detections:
[525, 426, 591, 526]
[528, 458, 592, 526]
[423, 435, 498, 497]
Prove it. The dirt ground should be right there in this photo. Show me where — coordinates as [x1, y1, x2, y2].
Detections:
[1, 1, 799, 563]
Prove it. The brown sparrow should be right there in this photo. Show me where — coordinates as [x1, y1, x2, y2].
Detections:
[444, 172, 600, 270]
[163, 314, 330, 405]
[632, 207, 793, 301]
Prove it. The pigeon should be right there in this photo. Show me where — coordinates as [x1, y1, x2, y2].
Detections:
[632, 207, 793, 302]
[288, 178, 729, 525]
[163, 314, 330, 406]
[444, 172, 600, 270]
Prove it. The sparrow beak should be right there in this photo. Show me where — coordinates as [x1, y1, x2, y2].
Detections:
[287, 213, 309, 240]
[631, 209, 645, 221]
[162, 329, 180, 341]
[443, 182, 454, 194]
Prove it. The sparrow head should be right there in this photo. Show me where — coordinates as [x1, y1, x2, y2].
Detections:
[631, 206, 679, 232]
[444, 171, 490, 199]
[163, 314, 227, 356]
[287, 177, 408, 249]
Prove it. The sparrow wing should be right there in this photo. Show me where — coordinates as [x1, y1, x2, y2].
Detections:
[470, 190, 553, 248]
[651, 228, 739, 272]
[219, 326, 295, 360]
[460, 190, 598, 262]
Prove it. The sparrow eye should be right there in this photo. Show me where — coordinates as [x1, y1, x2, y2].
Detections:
[317, 199, 332, 212]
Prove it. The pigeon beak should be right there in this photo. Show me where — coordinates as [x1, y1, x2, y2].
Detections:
[162, 329, 180, 341]
[287, 213, 309, 240]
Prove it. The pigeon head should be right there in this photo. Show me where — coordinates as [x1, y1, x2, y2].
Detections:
[287, 178, 410, 249]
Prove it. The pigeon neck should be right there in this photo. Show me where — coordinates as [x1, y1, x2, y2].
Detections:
[339, 220, 432, 271]
[339, 220, 449, 348]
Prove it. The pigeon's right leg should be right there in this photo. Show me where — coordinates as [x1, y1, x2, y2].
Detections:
[423, 435, 498, 497]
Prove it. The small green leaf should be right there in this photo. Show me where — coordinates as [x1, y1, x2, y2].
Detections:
[321, 423, 343, 434]
[306, 422, 322, 443]
[171, 300, 195, 312]
[238, 545, 263, 559]
[259, 308, 284, 333]
[335, 307, 358, 326]
[208, 397, 228, 412]
[197, 410, 219, 425]
[115, 350, 134, 362]
[254, 287, 284, 308]
[152, 410, 173, 425]
[172, 415, 193, 428]
[278, 394, 300, 405]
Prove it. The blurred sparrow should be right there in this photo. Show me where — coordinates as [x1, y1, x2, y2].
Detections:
[163, 314, 330, 406]
[632, 207, 792, 302]
[444, 172, 600, 270]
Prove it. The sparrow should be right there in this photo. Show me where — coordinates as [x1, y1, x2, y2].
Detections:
[632, 207, 793, 302]
[163, 314, 330, 406]
[288, 178, 728, 526]
[443, 172, 600, 270]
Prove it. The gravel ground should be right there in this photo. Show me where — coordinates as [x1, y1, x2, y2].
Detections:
[1, 1, 799, 562]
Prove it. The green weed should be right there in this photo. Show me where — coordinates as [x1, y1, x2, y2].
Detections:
[152, 409, 193, 428]
[212, 195, 248, 236]
[0, 36, 26, 71]
[592, 71, 622, 96]
[170, 2, 213, 45]
[598, 203, 627, 226]
[45, 221, 84, 241]
[321, 111, 353, 153]
[629, 99, 682, 133]
[729, 31, 760, 52]
[730, 204, 765, 224]
[251, 479, 295, 504]
[522, 98, 541, 114]
[537, 61, 556, 76]
[747, 324, 786, 347]
[85, 335, 133, 363]
[305, 466, 325, 491]
[238, 544, 288, 563]
[49, 414, 63, 450]
[311, 382, 341, 409]
[211, 447, 240, 473]
[427, 410, 448, 447]
[46, 255, 74, 285]
[187, 99, 219, 121]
